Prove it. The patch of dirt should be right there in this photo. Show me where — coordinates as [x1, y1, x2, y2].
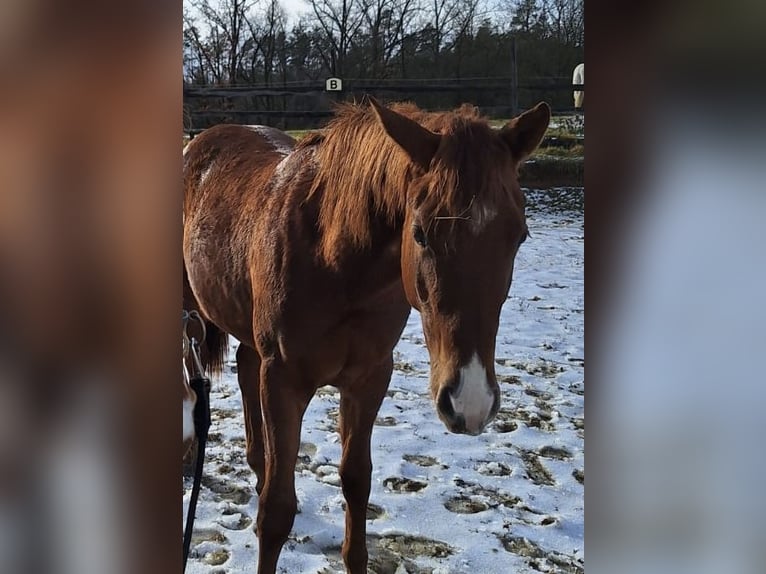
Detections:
[505, 408, 556, 432]
[229, 437, 246, 449]
[383, 477, 428, 493]
[524, 388, 554, 400]
[495, 359, 564, 378]
[499, 374, 522, 385]
[393, 361, 418, 373]
[538, 445, 572, 460]
[444, 495, 489, 514]
[568, 382, 584, 396]
[296, 442, 317, 472]
[521, 452, 555, 486]
[317, 407, 340, 431]
[211, 409, 239, 421]
[573, 469, 584, 484]
[402, 454, 440, 467]
[540, 516, 557, 526]
[206, 432, 223, 444]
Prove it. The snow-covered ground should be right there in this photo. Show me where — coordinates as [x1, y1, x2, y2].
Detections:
[184, 189, 584, 574]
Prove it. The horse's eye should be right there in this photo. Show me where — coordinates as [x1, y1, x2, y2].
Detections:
[413, 225, 427, 247]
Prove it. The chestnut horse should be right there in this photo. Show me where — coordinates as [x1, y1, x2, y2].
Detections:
[182, 97, 550, 573]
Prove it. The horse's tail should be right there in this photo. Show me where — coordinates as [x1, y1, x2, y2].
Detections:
[183, 263, 228, 378]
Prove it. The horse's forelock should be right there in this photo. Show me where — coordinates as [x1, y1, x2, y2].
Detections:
[309, 102, 515, 263]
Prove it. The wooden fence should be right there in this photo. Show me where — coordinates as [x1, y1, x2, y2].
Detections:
[183, 77, 584, 132]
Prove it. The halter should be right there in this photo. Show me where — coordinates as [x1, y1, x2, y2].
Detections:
[182, 310, 211, 571]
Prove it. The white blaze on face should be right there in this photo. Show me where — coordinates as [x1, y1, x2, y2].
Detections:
[451, 353, 496, 434]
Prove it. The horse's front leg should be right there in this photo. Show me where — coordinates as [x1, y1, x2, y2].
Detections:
[255, 356, 312, 574]
[339, 358, 392, 573]
[236, 344, 265, 494]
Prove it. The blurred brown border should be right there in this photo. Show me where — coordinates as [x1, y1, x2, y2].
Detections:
[584, 0, 661, 564]
[0, 2, 182, 572]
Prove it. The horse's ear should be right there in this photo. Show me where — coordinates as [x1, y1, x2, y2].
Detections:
[369, 96, 441, 170]
[500, 102, 551, 163]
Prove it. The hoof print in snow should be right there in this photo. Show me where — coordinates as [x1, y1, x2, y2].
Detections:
[476, 461, 512, 476]
[202, 549, 230, 566]
[444, 495, 489, 514]
[499, 374, 522, 385]
[500, 535, 584, 574]
[383, 477, 428, 493]
[500, 535, 544, 558]
[314, 464, 342, 486]
[373, 532, 455, 559]
[573, 469, 584, 484]
[493, 409, 520, 433]
[190, 528, 228, 546]
[216, 511, 252, 531]
[525, 412, 556, 431]
[201, 476, 253, 505]
[375, 415, 397, 426]
[521, 452, 555, 486]
[454, 478, 521, 508]
[538, 445, 572, 460]
[402, 454, 441, 467]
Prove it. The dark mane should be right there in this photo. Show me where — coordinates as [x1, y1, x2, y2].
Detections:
[299, 101, 513, 264]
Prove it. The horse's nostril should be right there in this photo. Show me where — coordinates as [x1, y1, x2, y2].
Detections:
[437, 386, 455, 419]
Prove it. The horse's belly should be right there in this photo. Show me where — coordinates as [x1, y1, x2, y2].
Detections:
[184, 231, 256, 345]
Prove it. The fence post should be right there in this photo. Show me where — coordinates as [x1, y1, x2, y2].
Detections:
[510, 36, 519, 118]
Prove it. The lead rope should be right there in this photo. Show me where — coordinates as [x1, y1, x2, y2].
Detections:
[182, 311, 211, 571]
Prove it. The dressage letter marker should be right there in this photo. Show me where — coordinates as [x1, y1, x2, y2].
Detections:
[325, 77, 343, 92]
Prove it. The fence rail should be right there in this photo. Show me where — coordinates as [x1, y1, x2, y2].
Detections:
[184, 83, 584, 98]
[183, 77, 584, 130]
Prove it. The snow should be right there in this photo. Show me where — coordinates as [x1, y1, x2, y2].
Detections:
[183, 189, 584, 573]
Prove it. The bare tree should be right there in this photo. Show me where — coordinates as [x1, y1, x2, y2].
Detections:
[358, 0, 419, 77]
[309, 0, 366, 76]
[192, 0, 256, 83]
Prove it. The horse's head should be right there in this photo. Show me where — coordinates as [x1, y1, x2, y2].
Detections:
[370, 99, 550, 435]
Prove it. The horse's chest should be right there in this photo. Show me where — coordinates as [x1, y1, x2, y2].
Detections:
[295, 302, 411, 387]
